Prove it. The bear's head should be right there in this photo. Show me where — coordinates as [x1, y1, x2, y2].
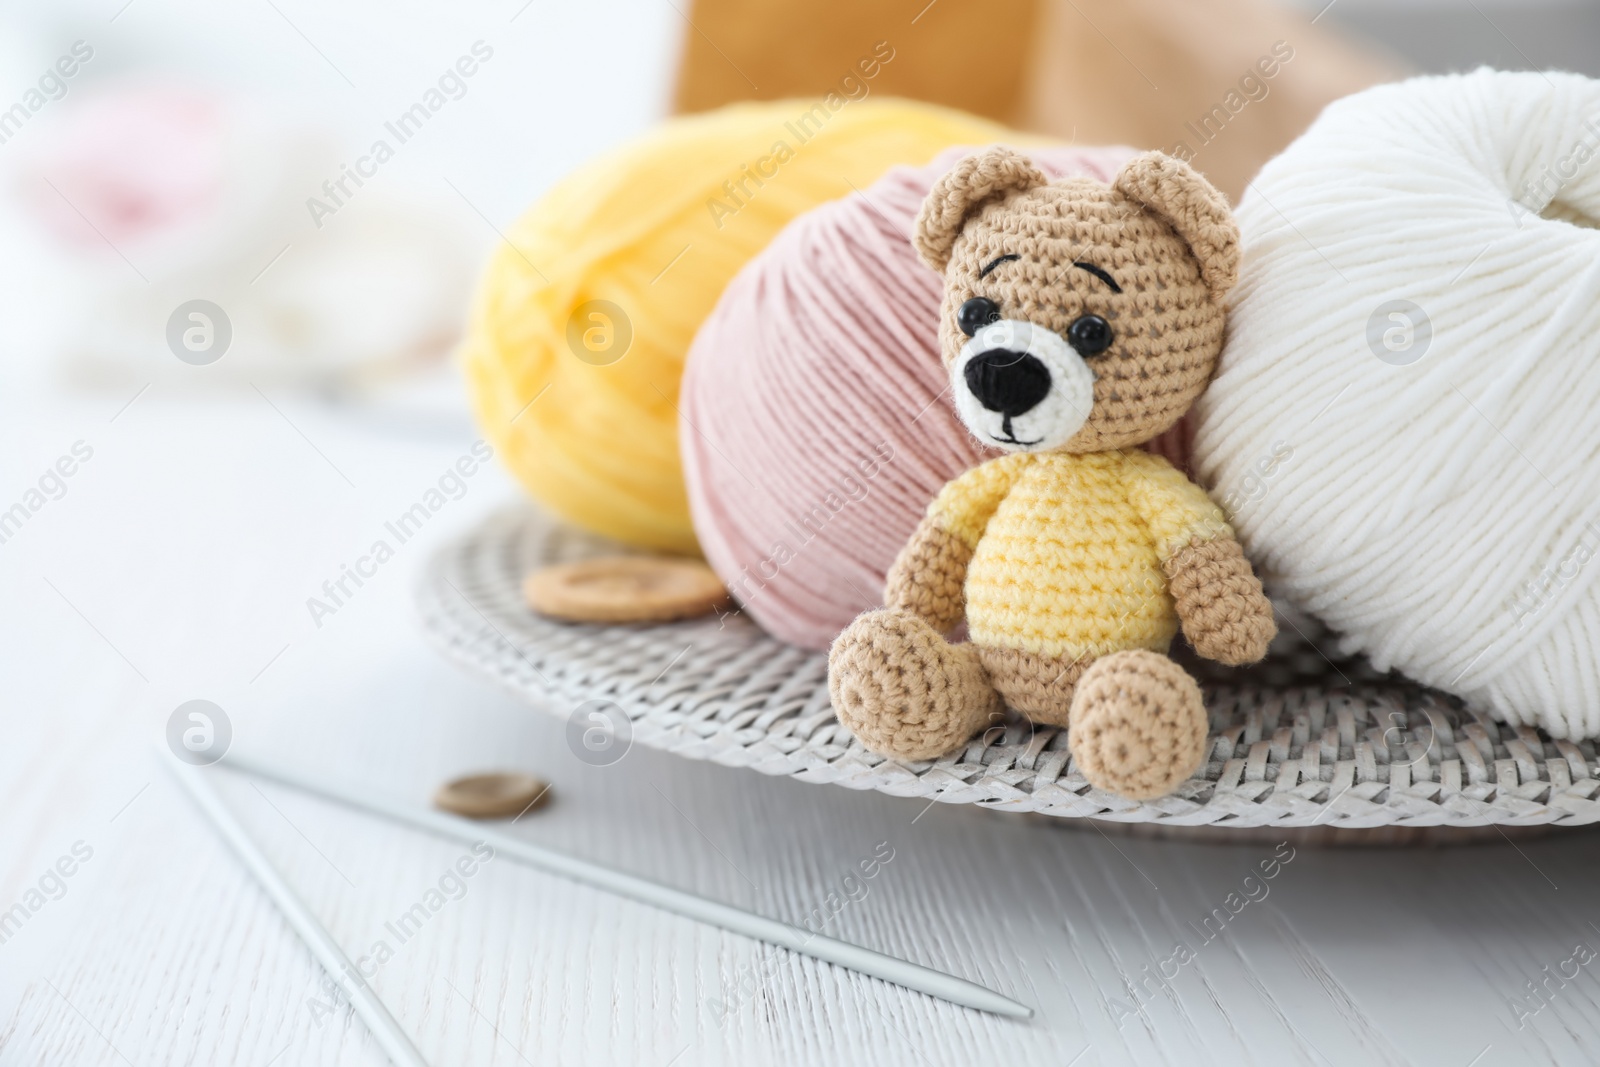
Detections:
[914, 147, 1239, 454]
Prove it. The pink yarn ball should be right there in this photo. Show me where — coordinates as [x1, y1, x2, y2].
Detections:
[681, 143, 1145, 650]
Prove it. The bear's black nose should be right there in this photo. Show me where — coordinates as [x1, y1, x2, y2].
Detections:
[963, 349, 1051, 417]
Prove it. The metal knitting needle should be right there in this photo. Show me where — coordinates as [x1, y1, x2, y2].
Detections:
[163, 754, 432, 1067]
[221, 751, 1034, 1020]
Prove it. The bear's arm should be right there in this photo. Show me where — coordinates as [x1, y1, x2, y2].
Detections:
[1123, 453, 1276, 666]
[883, 455, 1029, 633]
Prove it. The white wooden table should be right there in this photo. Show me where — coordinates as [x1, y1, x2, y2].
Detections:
[1, 387, 1598, 1067]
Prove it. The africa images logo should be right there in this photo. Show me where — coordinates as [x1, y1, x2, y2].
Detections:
[305, 41, 494, 228]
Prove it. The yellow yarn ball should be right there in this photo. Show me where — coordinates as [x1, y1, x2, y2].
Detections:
[463, 98, 1028, 555]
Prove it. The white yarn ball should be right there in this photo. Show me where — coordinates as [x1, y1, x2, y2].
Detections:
[1196, 69, 1600, 740]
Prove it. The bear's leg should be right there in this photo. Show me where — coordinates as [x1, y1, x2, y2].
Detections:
[1067, 650, 1210, 800]
[975, 646, 1090, 726]
[829, 609, 1004, 760]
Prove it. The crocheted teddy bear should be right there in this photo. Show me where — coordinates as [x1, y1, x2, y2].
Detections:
[827, 146, 1276, 800]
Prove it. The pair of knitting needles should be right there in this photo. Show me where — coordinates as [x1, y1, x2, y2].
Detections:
[166, 751, 1031, 1066]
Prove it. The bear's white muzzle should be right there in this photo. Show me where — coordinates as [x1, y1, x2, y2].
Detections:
[951, 319, 1096, 452]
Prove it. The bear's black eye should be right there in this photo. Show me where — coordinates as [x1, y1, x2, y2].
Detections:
[957, 297, 1000, 337]
[1067, 314, 1112, 356]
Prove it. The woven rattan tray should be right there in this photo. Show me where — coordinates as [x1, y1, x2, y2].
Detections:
[417, 506, 1600, 830]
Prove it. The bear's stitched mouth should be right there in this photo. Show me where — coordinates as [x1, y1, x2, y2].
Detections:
[991, 416, 1041, 447]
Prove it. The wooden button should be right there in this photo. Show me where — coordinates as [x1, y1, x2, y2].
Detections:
[433, 772, 550, 819]
[524, 556, 729, 623]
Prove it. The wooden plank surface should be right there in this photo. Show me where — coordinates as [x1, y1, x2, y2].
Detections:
[1, 393, 1597, 1067]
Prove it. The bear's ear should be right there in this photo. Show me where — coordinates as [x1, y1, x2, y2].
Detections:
[914, 146, 1048, 274]
[1113, 152, 1240, 303]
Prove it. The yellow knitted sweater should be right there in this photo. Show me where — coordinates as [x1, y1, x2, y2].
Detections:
[929, 449, 1230, 659]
